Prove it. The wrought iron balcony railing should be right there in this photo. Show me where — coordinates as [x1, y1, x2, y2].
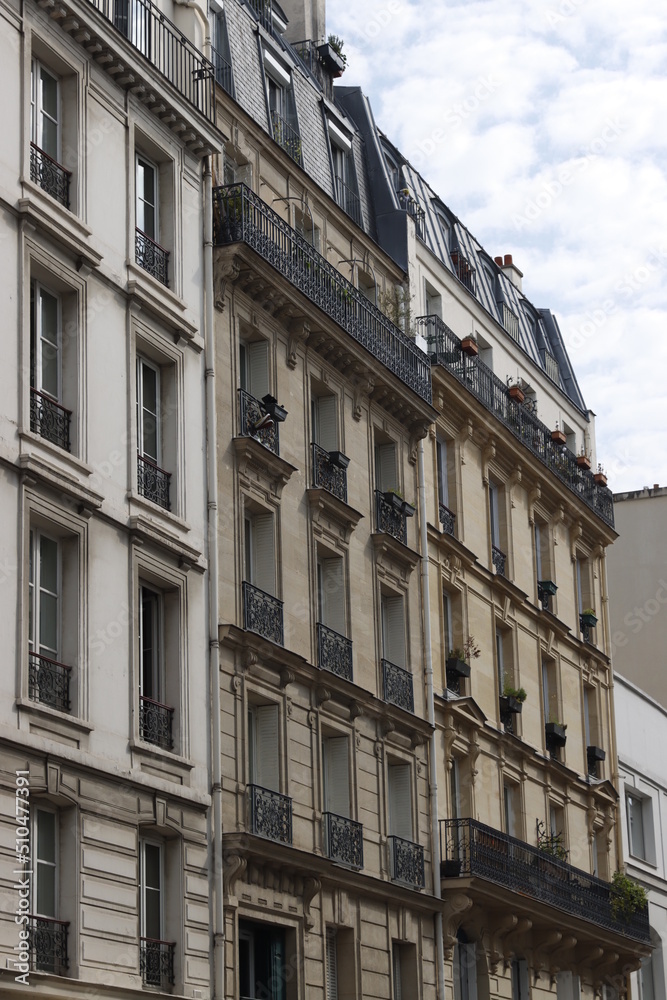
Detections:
[28, 652, 71, 712]
[249, 784, 292, 844]
[213, 184, 431, 404]
[27, 915, 69, 975]
[398, 190, 425, 241]
[135, 228, 169, 286]
[375, 490, 408, 545]
[389, 835, 425, 888]
[243, 581, 284, 646]
[137, 453, 171, 510]
[450, 248, 476, 294]
[324, 812, 363, 869]
[139, 695, 174, 750]
[439, 818, 650, 943]
[382, 658, 414, 713]
[492, 544, 507, 577]
[502, 304, 519, 342]
[416, 315, 615, 528]
[317, 622, 353, 682]
[270, 110, 303, 166]
[140, 937, 175, 988]
[30, 388, 72, 452]
[87, 0, 214, 121]
[246, 0, 273, 30]
[439, 502, 455, 536]
[239, 388, 280, 455]
[312, 442, 347, 501]
[212, 46, 233, 95]
[29, 143, 71, 209]
[335, 177, 361, 226]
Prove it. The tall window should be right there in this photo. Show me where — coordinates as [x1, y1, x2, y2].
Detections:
[442, 591, 453, 657]
[312, 394, 338, 452]
[450, 758, 461, 819]
[138, 585, 175, 750]
[244, 511, 275, 596]
[542, 658, 559, 724]
[239, 921, 289, 1000]
[388, 763, 412, 842]
[489, 482, 501, 548]
[137, 357, 160, 464]
[503, 783, 519, 838]
[30, 281, 72, 452]
[534, 522, 551, 581]
[375, 441, 398, 493]
[638, 954, 656, 1000]
[136, 156, 158, 241]
[326, 928, 338, 1000]
[31, 60, 60, 161]
[240, 340, 269, 401]
[489, 481, 506, 575]
[436, 438, 451, 510]
[323, 736, 350, 818]
[34, 807, 58, 921]
[511, 958, 530, 1000]
[140, 839, 175, 988]
[248, 704, 280, 791]
[381, 593, 406, 668]
[317, 554, 346, 637]
[626, 791, 651, 861]
[557, 972, 580, 1000]
[29, 529, 59, 664]
[454, 931, 477, 1000]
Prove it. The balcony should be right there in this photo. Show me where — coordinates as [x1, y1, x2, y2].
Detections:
[398, 190, 425, 240]
[139, 695, 174, 750]
[389, 835, 425, 889]
[324, 812, 363, 869]
[239, 389, 281, 456]
[247, 0, 273, 30]
[137, 453, 171, 511]
[440, 818, 650, 943]
[312, 442, 348, 502]
[27, 915, 69, 975]
[438, 502, 455, 536]
[492, 544, 506, 578]
[503, 304, 519, 342]
[213, 184, 431, 405]
[417, 315, 614, 529]
[270, 110, 303, 166]
[135, 228, 169, 286]
[29, 143, 71, 209]
[88, 0, 214, 122]
[382, 658, 414, 713]
[450, 248, 476, 294]
[212, 46, 233, 95]
[30, 388, 71, 452]
[335, 177, 361, 226]
[317, 623, 353, 682]
[375, 490, 411, 545]
[140, 937, 175, 989]
[243, 581, 284, 646]
[249, 784, 292, 844]
[28, 652, 71, 713]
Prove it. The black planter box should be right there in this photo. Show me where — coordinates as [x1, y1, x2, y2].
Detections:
[401, 501, 416, 518]
[261, 394, 288, 423]
[499, 695, 523, 715]
[545, 722, 567, 746]
[580, 612, 598, 628]
[538, 579, 558, 596]
[587, 745, 606, 762]
[446, 658, 471, 678]
[441, 858, 462, 878]
[383, 491, 404, 511]
[328, 450, 350, 469]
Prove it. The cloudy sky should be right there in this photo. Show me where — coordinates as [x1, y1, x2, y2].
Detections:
[327, 0, 667, 494]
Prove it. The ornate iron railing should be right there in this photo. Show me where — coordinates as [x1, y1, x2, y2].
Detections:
[270, 110, 303, 166]
[239, 388, 280, 455]
[375, 490, 407, 545]
[317, 623, 353, 681]
[398, 190, 425, 240]
[29, 143, 71, 209]
[137, 453, 171, 510]
[135, 228, 169, 286]
[439, 502, 455, 536]
[28, 652, 71, 712]
[27, 915, 69, 975]
[503, 304, 519, 342]
[243, 581, 284, 646]
[140, 937, 175, 988]
[312, 443, 347, 501]
[30, 388, 72, 452]
[382, 658, 414, 713]
[212, 46, 233, 94]
[542, 348, 560, 383]
[416, 315, 614, 528]
[336, 178, 361, 225]
[389, 836, 425, 888]
[450, 248, 476, 294]
[87, 0, 214, 121]
[246, 0, 272, 30]
[139, 695, 174, 750]
[213, 184, 431, 403]
[249, 784, 292, 844]
[492, 544, 506, 577]
[324, 812, 363, 868]
[439, 818, 650, 943]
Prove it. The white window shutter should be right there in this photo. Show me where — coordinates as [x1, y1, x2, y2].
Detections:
[252, 514, 275, 596]
[321, 558, 345, 636]
[392, 946, 403, 1000]
[437, 439, 449, 506]
[382, 595, 405, 667]
[248, 341, 269, 400]
[389, 764, 412, 840]
[326, 929, 338, 1000]
[255, 704, 279, 792]
[376, 443, 397, 493]
[534, 523, 542, 579]
[489, 483, 500, 545]
[316, 395, 338, 451]
[324, 737, 350, 817]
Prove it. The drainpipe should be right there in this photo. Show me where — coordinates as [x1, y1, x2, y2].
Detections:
[418, 437, 446, 1000]
[204, 156, 224, 1000]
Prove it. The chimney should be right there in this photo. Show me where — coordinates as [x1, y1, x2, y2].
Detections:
[500, 252, 523, 292]
[280, 0, 326, 43]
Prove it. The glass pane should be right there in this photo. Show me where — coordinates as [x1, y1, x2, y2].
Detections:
[37, 809, 56, 863]
[142, 365, 157, 414]
[36, 861, 56, 917]
[144, 843, 161, 889]
[41, 117, 58, 159]
[139, 161, 155, 205]
[142, 416, 158, 461]
[144, 887, 161, 938]
[40, 68, 58, 121]
[40, 291, 59, 346]
[141, 203, 155, 239]
[39, 593, 58, 653]
[40, 536, 58, 592]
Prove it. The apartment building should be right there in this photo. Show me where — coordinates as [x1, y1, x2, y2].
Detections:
[0, 0, 221, 993]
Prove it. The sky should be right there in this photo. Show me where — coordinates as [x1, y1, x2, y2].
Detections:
[327, 0, 667, 495]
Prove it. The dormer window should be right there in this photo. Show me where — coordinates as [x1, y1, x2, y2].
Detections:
[263, 49, 302, 166]
[328, 119, 360, 225]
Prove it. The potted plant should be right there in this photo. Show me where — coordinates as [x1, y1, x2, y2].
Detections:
[507, 379, 525, 404]
[594, 464, 608, 486]
[401, 499, 416, 518]
[328, 450, 350, 469]
[611, 869, 648, 922]
[383, 488, 404, 511]
[460, 335, 478, 357]
[500, 684, 527, 715]
[580, 608, 598, 628]
[576, 451, 592, 470]
[261, 394, 288, 423]
[551, 425, 567, 445]
[538, 579, 558, 597]
[545, 719, 567, 746]
[446, 635, 481, 679]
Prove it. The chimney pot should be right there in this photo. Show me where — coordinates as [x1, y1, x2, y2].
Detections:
[494, 256, 503, 266]
[653, 483, 659, 490]
[504, 254, 513, 266]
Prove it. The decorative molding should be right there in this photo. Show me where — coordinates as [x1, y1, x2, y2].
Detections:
[286, 319, 310, 369]
[302, 876, 321, 932]
[409, 421, 430, 466]
[223, 853, 247, 898]
[214, 255, 241, 311]
[481, 437, 496, 485]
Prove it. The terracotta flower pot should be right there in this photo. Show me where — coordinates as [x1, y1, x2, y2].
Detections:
[551, 429, 566, 445]
[461, 336, 479, 357]
[508, 385, 525, 403]
[576, 455, 591, 470]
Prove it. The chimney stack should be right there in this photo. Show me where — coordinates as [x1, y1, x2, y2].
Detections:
[499, 252, 523, 292]
[280, 0, 326, 43]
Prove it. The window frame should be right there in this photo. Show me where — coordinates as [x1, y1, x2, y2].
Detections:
[136, 355, 161, 465]
[31, 58, 61, 162]
[136, 153, 159, 242]
[139, 836, 165, 941]
[29, 527, 61, 663]
[31, 280, 62, 403]
[32, 804, 59, 919]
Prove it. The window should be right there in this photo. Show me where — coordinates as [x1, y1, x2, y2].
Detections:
[549, 803, 565, 843]
[358, 268, 376, 304]
[593, 829, 608, 879]
[317, 553, 346, 637]
[265, 54, 301, 165]
[114, 0, 151, 54]
[240, 339, 269, 401]
[239, 920, 292, 1000]
[450, 758, 461, 819]
[542, 658, 559, 724]
[511, 958, 530, 1000]
[224, 145, 252, 187]
[557, 972, 580, 1000]
[136, 356, 171, 510]
[535, 521, 555, 609]
[503, 782, 520, 838]
[442, 592, 453, 658]
[138, 585, 175, 751]
[436, 438, 456, 531]
[140, 839, 175, 989]
[392, 943, 418, 1000]
[28, 529, 72, 713]
[135, 154, 169, 285]
[30, 281, 72, 453]
[425, 281, 442, 318]
[388, 763, 412, 841]
[381, 593, 406, 668]
[375, 440, 398, 493]
[323, 735, 350, 817]
[489, 481, 506, 575]
[477, 334, 493, 371]
[331, 133, 360, 224]
[626, 791, 654, 862]
[248, 704, 280, 792]
[638, 954, 656, 1000]
[213, 13, 234, 95]
[454, 931, 477, 1000]
[326, 927, 338, 1000]
[244, 511, 276, 597]
[30, 806, 69, 975]
[294, 205, 320, 251]
[34, 807, 57, 922]
[312, 394, 338, 452]
[576, 556, 593, 614]
[325, 928, 355, 1000]
[30, 59, 70, 209]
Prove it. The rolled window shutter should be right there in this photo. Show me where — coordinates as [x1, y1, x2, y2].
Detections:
[534, 524, 542, 579]
[322, 558, 345, 636]
[326, 929, 338, 1000]
[255, 704, 279, 791]
[316, 396, 338, 451]
[252, 514, 275, 596]
[382, 595, 405, 667]
[324, 737, 350, 817]
[437, 439, 449, 506]
[388, 764, 412, 840]
[376, 443, 397, 492]
[392, 946, 403, 1000]
[248, 341, 269, 400]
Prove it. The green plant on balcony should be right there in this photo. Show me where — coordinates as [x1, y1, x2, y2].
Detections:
[537, 821, 569, 862]
[327, 34, 347, 67]
[448, 635, 481, 665]
[611, 869, 647, 921]
[503, 684, 527, 703]
[379, 285, 415, 337]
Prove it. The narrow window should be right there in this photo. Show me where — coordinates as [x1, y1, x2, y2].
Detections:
[240, 340, 269, 400]
[31, 61, 60, 161]
[626, 792, 647, 860]
[436, 438, 449, 508]
[244, 512, 275, 596]
[381, 594, 406, 668]
[137, 357, 160, 464]
[454, 931, 478, 1000]
[34, 807, 58, 919]
[323, 736, 350, 818]
[136, 156, 158, 241]
[248, 704, 280, 791]
[503, 783, 518, 838]
[29, 529, 60, 663]
[312, 394, 338, 452]
[326, 928, 338, 1000]
[317, 555, 346, 637]
[489, 482, 500, 548]
[375, 441, 398, 493]
[388, 763, 412, 841]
